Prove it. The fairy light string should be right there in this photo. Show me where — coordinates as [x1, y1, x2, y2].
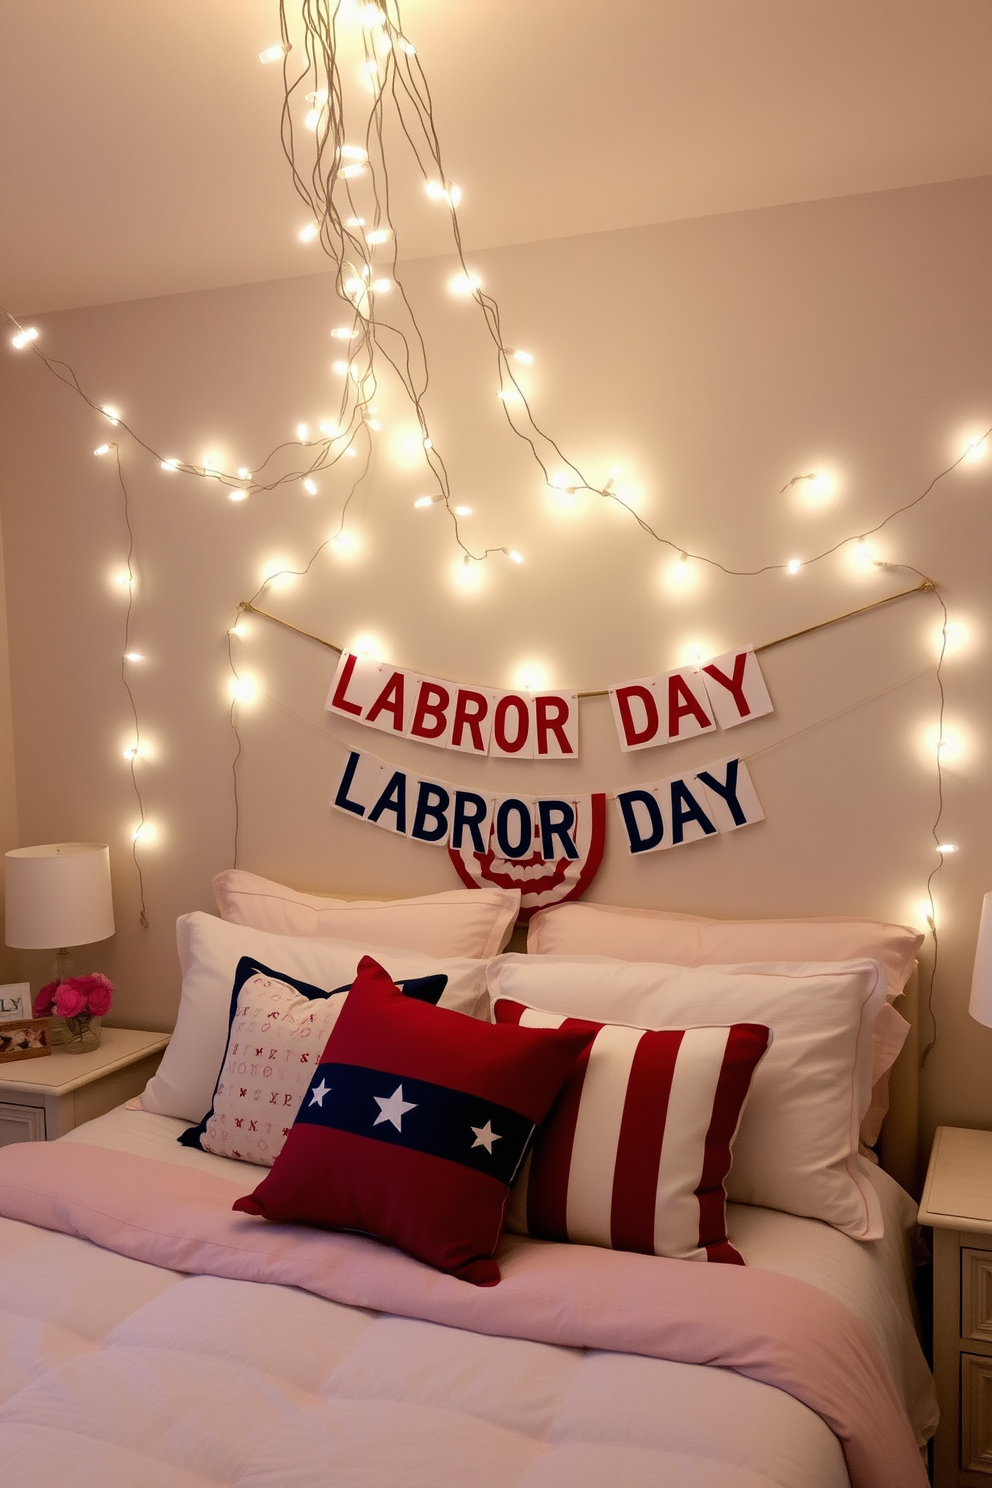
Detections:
[103, 443, 150, 927]
[2, 0, 985, 1033]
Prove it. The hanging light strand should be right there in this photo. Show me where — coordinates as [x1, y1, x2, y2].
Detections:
[109, 443, 150, 927]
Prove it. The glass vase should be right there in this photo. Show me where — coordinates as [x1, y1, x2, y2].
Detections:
[62, 1015, 101, 1054]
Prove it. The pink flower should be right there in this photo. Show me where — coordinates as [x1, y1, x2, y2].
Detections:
[54, 982, 87, 1017]
[84, 974, 113, 1017]
[57, 972, 114, 1018]
[33, 981, 57, 1016]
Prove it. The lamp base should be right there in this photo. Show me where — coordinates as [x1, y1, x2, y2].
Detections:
[45, 949, 73, 1047]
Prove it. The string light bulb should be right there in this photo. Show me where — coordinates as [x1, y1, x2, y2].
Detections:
[259, 43, 289, 64]
[449, 271, 481, 295]
[228, 489, 248, 503]
[787, 558, 802, 575]
[299, 223, 320, 242]
[260, 558, 296, 588]
[132, 821, 156, 843]
[425, 180, 461, 206]
[230, 674, 259, 705]
[370, 278, 392, 294]
[513, 663, 549, 693]
[454, 505, 473, 516]
[102, 405, 120, 425]
[349, 632, 385, 660]
[124, 651, 144, 662]
[297, 423, 310, 441]
[365, 228, 393, 245]
[965, 436, 989, 462]
[340, 163, 366, 179]
[236, 467, 252, 481]
[937, 843, 958, 854]
[10, 327, 38, 349]
[331, 326, 356, 339]
[504, 347, 534, 365]
[332, 360, 353, 375]
[346, 216, 366, 228]
[160, 457, 179, 471]
[454, 555, 483, 591]
[508, 549, 523, 564]
[94, 444, 111, 456]
[359, 6, 386, 27]
[413, 496, 438, 509]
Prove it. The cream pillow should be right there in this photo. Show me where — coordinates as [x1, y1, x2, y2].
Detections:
[527, 900, 922, 1145]
[487, 953, 887, 1239]
[526, 901, 921, 998]
[141, 913, 492, 1123]
[214, 870, 519, 959]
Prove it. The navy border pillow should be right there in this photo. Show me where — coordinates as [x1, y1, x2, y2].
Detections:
[179, 955, 448, 1150]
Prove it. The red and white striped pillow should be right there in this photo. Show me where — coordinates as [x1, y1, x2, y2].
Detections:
[494, 998, 770, 1264]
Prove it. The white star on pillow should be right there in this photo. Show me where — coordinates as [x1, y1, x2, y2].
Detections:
[373, 1084, 418, 1132]
[470, 1120, 501, 1154]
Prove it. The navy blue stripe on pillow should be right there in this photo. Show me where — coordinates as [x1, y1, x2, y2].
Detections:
[297, 1061, 534, 1187]
[178, 957, 449, 1150]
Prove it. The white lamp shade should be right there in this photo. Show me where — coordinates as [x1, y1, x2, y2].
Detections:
[4, 843, 115, 949]
[970, 891, 992, 1028]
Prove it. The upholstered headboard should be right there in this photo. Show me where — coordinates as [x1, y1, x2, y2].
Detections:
[878, 965, 921, 1197]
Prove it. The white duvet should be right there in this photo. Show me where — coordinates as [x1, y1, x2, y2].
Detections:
[0, 1107, 936, 1488]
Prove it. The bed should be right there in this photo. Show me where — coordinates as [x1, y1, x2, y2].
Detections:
[0, 881, 938, 1488]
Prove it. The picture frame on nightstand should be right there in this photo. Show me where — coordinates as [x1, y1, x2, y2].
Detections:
[0, 1017, 51, 1063]
[0, 983, 31, 1023]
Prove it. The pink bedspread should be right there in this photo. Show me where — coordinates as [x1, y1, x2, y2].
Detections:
[0, 1140, 926, 1488]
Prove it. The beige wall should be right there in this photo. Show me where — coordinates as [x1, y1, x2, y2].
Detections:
[0, 176, 989, 1151]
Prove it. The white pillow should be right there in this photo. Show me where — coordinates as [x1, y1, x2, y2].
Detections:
[141, 913, 491, 1123]
[487, 953, 887, 1240]
[213, 870, 520, 959]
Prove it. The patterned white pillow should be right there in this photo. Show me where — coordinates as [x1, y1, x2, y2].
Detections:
[181, 958, 456, 1166]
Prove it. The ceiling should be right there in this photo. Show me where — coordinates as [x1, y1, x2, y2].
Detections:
[1, 0, 990, 314]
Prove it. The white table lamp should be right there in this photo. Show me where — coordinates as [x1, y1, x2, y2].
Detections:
[4, 842, 115, 987]
[969, 892, 992, 1029]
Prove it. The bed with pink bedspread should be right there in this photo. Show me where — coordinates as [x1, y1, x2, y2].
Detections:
[0, 1103, 935, 1488]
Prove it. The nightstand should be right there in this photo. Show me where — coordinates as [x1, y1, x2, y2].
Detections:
[920, 1126, 992, 1485]
[0, 1026, 169, 1145]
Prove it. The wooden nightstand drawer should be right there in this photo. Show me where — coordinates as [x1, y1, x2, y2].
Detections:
[963, 1353, 992, 1474]
[964, 1250, 992, 1344]
[0, 1099, 45, 1144]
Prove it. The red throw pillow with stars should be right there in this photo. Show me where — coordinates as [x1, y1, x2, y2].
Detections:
[234, 956, 596, 1285]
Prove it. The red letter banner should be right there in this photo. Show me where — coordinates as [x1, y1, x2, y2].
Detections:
[609, 649, 772, 752]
